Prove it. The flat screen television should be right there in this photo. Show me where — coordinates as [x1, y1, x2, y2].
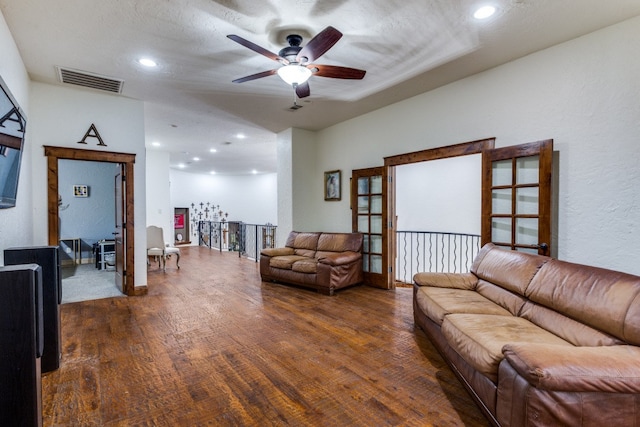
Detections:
[0, 75, 26, 209]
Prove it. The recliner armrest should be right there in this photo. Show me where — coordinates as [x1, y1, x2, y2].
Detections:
[318, 251, 361, 266]
[502, 343, 640, 393]
[260, 247, 294, 257]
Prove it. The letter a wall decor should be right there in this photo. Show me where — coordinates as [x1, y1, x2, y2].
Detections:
[77, 123, 107, 146]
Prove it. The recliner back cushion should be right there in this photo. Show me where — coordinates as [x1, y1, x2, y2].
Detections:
[526, 259, 640, 345]
[471, 243, 549, 296]
[285, 232, 320, 258]
[476, 279, 528, 316]
[519, 300, 624, 346]
[317, 233, 363, 253]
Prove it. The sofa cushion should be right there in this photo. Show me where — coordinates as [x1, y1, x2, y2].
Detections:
[270, 255, 309, 270]
[470, 243, 549, 297]
[286, 232, 320, 250]
[519, 301, 624, 347]
[292, 258, 318, 274]
[294, 248, 316, 258]
[526, 258, 640, 346]
[476, 279, 528, 316]
[317, 233, 363, 253]
[442, 313, 572, 383]
[416, 287, 511, 326]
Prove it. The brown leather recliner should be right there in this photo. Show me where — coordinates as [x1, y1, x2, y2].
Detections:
[260, 231, 364, 295]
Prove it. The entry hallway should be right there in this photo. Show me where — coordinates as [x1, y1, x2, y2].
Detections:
[42, 246, 487, 426]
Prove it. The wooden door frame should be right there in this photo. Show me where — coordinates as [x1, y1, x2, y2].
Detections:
[383, 138, 496, 287]
[43, 146, 136, 296]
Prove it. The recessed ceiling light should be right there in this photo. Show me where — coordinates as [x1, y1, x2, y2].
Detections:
[178, 163, 186, 169]
[151, 141, 161, 147]
[210, 171, 216, 175]
[237, 133, 246, 139]
[474, 5, 496, 19]
[209, 148, 217, 153]
[252, 169, 258, 174]
[138, 58, 157, 67]
[193, 157, 200, 161]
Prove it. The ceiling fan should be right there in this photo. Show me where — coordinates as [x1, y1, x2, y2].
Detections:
[227, 26, 366, 99]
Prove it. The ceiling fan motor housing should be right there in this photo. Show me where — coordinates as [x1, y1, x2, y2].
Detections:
[279, 34, 303, 63]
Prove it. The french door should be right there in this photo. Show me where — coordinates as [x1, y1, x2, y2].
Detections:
[351, 167, 389, 288]
[481, 139, 553, 255]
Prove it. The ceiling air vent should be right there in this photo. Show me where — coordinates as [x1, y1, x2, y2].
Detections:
[56, 67, 124, 94]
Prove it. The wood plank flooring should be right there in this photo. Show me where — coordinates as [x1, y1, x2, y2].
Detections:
[42, 246, 488, 426]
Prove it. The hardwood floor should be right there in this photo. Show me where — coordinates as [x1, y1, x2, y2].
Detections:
[42, 246, 487, 426]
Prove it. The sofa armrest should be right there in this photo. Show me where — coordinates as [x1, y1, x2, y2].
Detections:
[260, 247, 294, 257]
[413, 272, 477, 290]
[502, 343, 640, 393]
[318, 251, 361, 266]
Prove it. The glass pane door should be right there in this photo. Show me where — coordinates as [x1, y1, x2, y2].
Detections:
[352, 167, 387, 287]
[482, 140, 553, 255]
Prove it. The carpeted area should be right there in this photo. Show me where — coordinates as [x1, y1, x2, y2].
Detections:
[61, 263, 123, 304]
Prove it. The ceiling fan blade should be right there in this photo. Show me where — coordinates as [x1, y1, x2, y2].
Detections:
[295, 82, 311, 98]
[232, 69, 278, 83]
[296, 26, 342, 64]
[227, 35, 288, 64]
[309, 64, 366, 80]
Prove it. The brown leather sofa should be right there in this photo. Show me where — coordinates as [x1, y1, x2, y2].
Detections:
[260, 231, 363, 295]
[413, 243, 640, 426]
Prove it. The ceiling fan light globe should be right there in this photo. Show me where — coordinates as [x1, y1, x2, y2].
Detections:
[277, 65, 312, 85]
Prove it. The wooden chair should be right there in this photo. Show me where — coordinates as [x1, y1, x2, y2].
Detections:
[147, 226, 180, 271]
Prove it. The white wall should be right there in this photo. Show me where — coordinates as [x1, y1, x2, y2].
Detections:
[276, 128, 294, 245]
[145, 150, 172, 240]
[0, 10, 33, 263]
[299, 16, 640, 275]
[290, 128, 319, 231]
[58, 160, 116, 260]
[29, 82, 147, 288]
[395, 155, 481, 235]
[169, 169, 277, 242]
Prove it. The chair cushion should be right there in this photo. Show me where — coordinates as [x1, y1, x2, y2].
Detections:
[442, 313, 572, 383]
[292, 258, 318, 274]
[270, 255, 309, 270]
[294, 248, 316, 258]
[286, 232, 320, 250]
[317, 233, 363, 252]
[416, 287, 511, 326]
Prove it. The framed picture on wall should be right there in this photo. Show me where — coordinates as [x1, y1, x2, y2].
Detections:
[73, 184, 88, 197]
[174, 213, 185, 228]
[324, 170, 341, 201]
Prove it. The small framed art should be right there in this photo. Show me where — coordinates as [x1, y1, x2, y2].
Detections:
[73, 185, 88, 197]
[324, 170, 341, 201]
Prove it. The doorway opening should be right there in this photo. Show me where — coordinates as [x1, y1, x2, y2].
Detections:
[44, 146, 136, 296]
[57, 159, 120, 303]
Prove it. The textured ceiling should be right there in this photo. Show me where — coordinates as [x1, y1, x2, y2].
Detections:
[1, 0, 640, 174]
